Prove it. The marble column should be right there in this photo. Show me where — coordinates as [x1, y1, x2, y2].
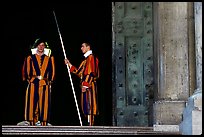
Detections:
[194, 2, 202, 92]
[179, 2, 202, 135]
[153, 2, 191, 131]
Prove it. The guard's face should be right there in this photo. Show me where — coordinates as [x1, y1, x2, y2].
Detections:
[37, 42, 45, 53]
[81, 43, 90, 54]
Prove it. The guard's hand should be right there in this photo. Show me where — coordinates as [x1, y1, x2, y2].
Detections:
[64, 58, 69, 64]
[82, 87, 87, 92]
[64, 58, 72, 68]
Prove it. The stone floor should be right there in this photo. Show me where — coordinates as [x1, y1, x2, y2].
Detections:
[2, 125, 181, 135]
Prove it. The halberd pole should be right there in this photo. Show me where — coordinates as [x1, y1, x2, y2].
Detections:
[53, 10, 83, 126]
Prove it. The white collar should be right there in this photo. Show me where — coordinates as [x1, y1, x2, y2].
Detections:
[31, 48, 51, 57]
[84, 50, 92, 58]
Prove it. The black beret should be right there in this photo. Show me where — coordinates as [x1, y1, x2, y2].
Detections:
[32, 38, 49, 48]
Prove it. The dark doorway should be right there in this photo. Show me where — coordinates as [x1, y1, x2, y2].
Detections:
[3, 2, 112, 126]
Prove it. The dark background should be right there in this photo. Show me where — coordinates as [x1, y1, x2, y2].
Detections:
[3, 2, 112, 126]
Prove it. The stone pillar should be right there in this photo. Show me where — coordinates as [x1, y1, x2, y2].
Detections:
[179, 2, 202, 135]
[153, 2, 191, 132]
[194, 2, 202, 92]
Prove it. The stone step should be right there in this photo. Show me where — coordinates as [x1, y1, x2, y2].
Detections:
[2, 125, 181, 135]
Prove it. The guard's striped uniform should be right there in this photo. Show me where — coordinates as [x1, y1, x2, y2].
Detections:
[22, 54, 55, 125]
[70, 54, 99, 125]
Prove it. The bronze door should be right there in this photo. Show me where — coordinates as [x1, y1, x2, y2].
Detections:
[112, 2, 154, 126]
